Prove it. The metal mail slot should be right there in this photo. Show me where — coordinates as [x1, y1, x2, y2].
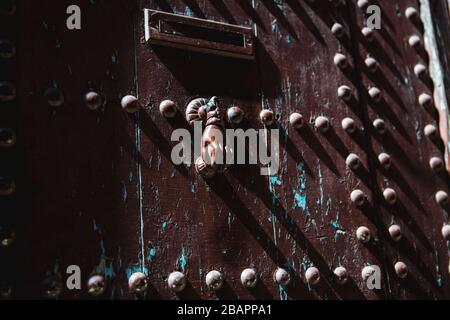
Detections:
[144, 9, 254, 60]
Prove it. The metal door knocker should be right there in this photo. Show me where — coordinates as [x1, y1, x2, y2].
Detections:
[186, 96, 227, 179]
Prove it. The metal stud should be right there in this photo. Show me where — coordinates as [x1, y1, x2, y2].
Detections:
[430, 157, 444, 172]
[424, 124, 438, 139]
[389, 224, 402, 242]
[373, 119, 386, 134]
[42, 275, 63, 299]
[289, 113, 304, 129]
[167, 271, 187, 293]
[356, 226, 371, 243]
[205, 270, 223, 291]
[333, 267, 348, 285]
[435, 191, 449, 207]
[383, 188, 397, 205]
[0, 226, 15, 247]
[0, 128, 16, 148]
[346, 153, 361, 170]
[121, 95, 140, 114]
[0, 81, 16, 102]
[357, 0, 369, 10]
[260, 109, 274, 126]
[414, 64, 428, 78]
[0, 176, 15, 196]
[160, 100, 177, 119]
[368, 87, 382, 102]
[128, 272, 148, 294]
[378, 153, 392, 169]
[240, 268, 258, 289]
[85, 91, 103, 111]
[418, 93, 433, 108]
[338, 85, 352, 101]
[408, 35, 422, 49]
[315, 116, 330, 133]
[87, 274, 106, 297]
[274, 267, 291, 286]
[305, 267, 320, 285]
[342, 117, 356, 133]
[394, 261, 408, 279]
[331, 23, 345, 38]
[0, 39, 15, 59]
[365, 57, 379, 73]
[351, 190, 366, 207]
[334, 53, 348, 69]
[227, 106, 244, 124]
[405, 7, 419, 20]
[44, 87, 64, 108]
[361, 27, 374, 41]
[441, 224, 450, 240]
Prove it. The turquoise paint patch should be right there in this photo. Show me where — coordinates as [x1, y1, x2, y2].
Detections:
[178, 246, 189, 272]
[437, 275, 443, 287]
[126, 264, 148, 279]
[278, 285, 288, 300]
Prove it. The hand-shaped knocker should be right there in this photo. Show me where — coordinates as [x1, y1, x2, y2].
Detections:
[186, 96, 227, 179]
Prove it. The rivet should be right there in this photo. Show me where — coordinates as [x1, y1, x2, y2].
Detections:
[167, 271, 187, 293]
[0, 176, 15, 196]
[240, 268, 258, 289]
[121, 95, 140, 114]
[346, 153, 361, 170]
[289, 113, 304, 130]
[42, 275, 63, 299]
[408, 35, 422, 49]
[441, 224, 450, 240]
[315, 116, 330, 133]
[227, 106, 244, 124]
[334, 53, 348, 69]
[305, 267, 320, 285]
[206, 270, 223, 291]
[0, 128, 16, 148]
[331, 23, 345, 38]
[0, 81, 16, 102]
[368, 87, 382, 102]
[418, 93, 433, 108]
[356, 226, 371, 243]
[373, 118, 386, 134]
[389, 224, 402, 242]
[159, 100, 177, 119]
[274, 267, 291, 286]
[0, 39, 15, 59]
[342, 117, 356, 133]
[435, 190, 449, 207]
[378, 153, 392, 169]
[0, 0, 16, 15]
[357, 0, 369, 9]
[0, 226, 15, 247]
[424, 124, 438, 139]
[414, 64, 428, 78]
[87, 274, 106, 297]
[128, 272, 148, 294]
[429, 157, 444, 172]
[351, 190, 366, 207]
[383, 188, 397, 205]
[85, 91, 103, 111]
[361, 265, 379, 282]
[260, 109, 274, 126]
[333, 267, 348, 285]
[361, 27, 374, 41]
[44, 87, 64, 108]
[365, 57, 379, 72]
[394, 261, 408, 279]
[338, 85, 352, 101]
[405, 7, 419, 20]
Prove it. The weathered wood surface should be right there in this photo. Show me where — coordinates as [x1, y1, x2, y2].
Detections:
[3, 0, 449, 299]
